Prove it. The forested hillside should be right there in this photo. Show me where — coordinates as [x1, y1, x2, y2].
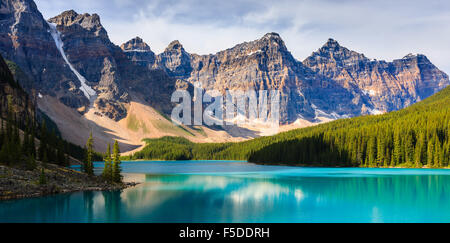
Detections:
[129, 85, 450, 168]
[0, 54, 89, 166]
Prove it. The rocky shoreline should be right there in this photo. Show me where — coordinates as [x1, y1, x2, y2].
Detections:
[0, 163, 138, 201]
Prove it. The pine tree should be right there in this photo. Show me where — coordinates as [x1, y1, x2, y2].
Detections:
[385, 147, 390, 167]
[102, 144, 113, 182]
[38, 120, 47, 161]
[393, 129, 402, 165]
[39, 168, 47, 185]
[84, 132, 94, 175]
[414, 132, 425, 168]
[42, 150, 48, 166]
[427, 137, 435, 168]
[56, 140, 66, 166]
[9, 113, 21, 164]
[29, 123, 36, 157]
[112, 140, 122, 183]
[404, 131, 414, 165]
[434, 138, 442, 168]
[367, 135, 376, 167]
[376, 134, 385, 166]
[0, 138, 9, 164]
[0, 119, 4, 149]
[22, 125, 29, 155]
[26, 155, 36, 171]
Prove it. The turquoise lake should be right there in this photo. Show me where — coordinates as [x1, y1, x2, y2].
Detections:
[1, 160, 450, 223]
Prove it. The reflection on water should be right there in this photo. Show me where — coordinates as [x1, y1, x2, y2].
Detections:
[1, 161, 450, 222]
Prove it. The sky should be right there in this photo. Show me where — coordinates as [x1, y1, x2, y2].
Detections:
[35, 0, 450, 73]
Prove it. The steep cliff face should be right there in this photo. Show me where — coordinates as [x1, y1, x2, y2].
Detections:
[303, 39, 450, 112]
[155, 40, 193, 80]
[0, 0, 87, 109]
[2, 0, 448, 130]
[0, 3, 176, 121]
[120, 37, 155, 69]
[48, 10, 129, 120]
[47, 10, 176, 120]
[152, 33, 371, 122]
[151, 34, 448, 121]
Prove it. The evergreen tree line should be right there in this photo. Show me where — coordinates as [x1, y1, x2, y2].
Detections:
[0, 96, 71, 168]
[248, 87, 450, 167]
[247, 121, 449, 168]
[0, 96, 100, 170]
[128, 86, 450, 168]
[83, 132, 123, 183]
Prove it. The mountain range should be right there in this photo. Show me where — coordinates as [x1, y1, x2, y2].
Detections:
[0, 0, 448, 151]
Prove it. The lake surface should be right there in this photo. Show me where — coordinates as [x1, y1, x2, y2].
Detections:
[1, 160, 450, 223]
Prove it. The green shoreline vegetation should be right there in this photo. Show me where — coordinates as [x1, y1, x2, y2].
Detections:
[0, 56, 128, 200]
[124, 86, 450, 168]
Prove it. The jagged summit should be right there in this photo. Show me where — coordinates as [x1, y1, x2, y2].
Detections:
[48, 10, 107, 38]
[228, 32, 288, 55]
[319, 38, 345, 52]
[320, 38, 343, 51]
[59, 9, 78, 17]
[259, 32, 284, 44]
[303, 38, 449, 113]
[305, 38, 367, 63]
[166, 40, 184, 51]
[263, 32, 281, 39]
[49, 10, 101, 25]
[121, 37, 152, 52]
[324, 38, 339, 46]
[403, 53, 425, 59]
[1, 0, 449, 137]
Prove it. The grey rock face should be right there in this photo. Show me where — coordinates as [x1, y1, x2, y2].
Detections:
[303, 39, 450, 112]
[120, 37, 155, 69]
[153, 33, 371, 123]
[154, 40, 193, 79]
[152, 34, 449, 122]
[0, 0, 88, 109]
[2, 0, 448, 125]
[48, 10, 129, 120]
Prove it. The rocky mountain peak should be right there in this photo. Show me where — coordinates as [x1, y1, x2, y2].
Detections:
[220, 32, 289, 59]
[120, 37, 151, 52]
[166, 40, 184, 51]
[48, 10, 107, 39]
[263, 32, 281, 39]
[304, 38, 368, 68]
[323, 38, 340, 48]
[58, 9, 78, 19]
[402, 53, 427, 60]
[303, 38, 449, 113]
[259, 32, 286, 47]
[156, 40, 191, 79]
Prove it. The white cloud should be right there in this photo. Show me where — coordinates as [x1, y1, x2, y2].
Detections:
[35, 0, 450, 73]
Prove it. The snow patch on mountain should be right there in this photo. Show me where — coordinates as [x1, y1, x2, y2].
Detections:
[47, 22, 97, 101]
[123, 49, 150, 53]
[311, 103, 350, 120]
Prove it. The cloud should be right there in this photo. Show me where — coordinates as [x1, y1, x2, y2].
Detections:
[35, 0, 450, 73]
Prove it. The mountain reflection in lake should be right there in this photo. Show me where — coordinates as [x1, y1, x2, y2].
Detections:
[1, 161, 450, 222]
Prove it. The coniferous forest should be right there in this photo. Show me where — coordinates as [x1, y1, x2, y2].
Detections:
[0, 55, 99, 170]
[128, 85, 450, 168]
